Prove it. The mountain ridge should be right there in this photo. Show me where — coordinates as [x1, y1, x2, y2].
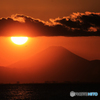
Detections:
[0, 46, 100, 83]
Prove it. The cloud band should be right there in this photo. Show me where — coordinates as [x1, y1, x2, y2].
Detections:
[0, 12, 100, 37]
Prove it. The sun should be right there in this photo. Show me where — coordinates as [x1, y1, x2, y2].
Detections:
[11, 37, 28, 45]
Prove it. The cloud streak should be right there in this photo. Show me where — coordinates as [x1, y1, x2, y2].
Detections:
[0, 12, 100, 37]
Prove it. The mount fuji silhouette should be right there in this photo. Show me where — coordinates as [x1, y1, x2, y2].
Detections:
[0, 46, 100, 83]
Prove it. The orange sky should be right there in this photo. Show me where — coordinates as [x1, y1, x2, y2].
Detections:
[0, 36, 100, 66]
[0, 0, 100, 21]
[0, 0, 100, 66]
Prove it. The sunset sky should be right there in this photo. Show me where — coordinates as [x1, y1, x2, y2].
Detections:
[0, 0, 100, 66]
[0, 0, 100, 20]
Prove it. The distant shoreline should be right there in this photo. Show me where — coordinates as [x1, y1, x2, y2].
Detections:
[0, 82, 100, 85]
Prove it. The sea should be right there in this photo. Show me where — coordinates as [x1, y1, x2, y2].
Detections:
[0, 83, 99, 100]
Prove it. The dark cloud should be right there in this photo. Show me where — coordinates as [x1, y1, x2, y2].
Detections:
[0, 12, 100, 37]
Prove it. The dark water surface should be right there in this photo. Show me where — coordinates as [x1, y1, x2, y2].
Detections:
[0, 83, 99, 100]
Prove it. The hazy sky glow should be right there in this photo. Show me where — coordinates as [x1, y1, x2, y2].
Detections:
[0, 36, 100, 66]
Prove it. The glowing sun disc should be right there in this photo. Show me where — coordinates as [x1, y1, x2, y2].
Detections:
[11, 37, 28, 45]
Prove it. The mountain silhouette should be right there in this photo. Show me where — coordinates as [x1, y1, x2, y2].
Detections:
[0, 46, 100, 83]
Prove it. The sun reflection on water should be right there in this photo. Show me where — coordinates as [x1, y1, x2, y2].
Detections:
[7, 85, 36, 100]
